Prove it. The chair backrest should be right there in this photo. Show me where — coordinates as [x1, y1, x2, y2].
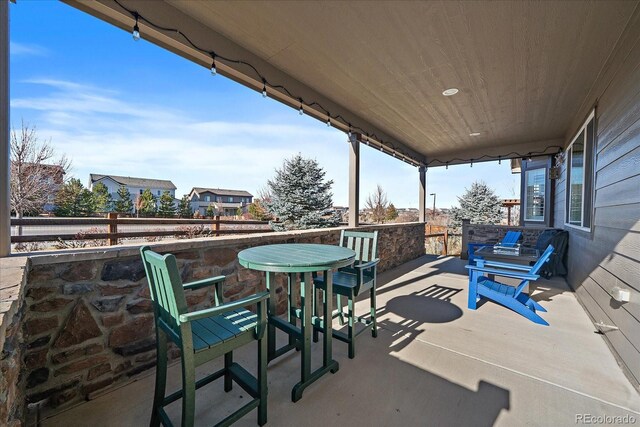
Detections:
[140, 246, 188, 338]
[501, 231, 522, 247]
[340, 230, 378, 262]
[528, 244, 555, 275]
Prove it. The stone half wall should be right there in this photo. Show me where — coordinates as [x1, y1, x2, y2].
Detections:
[0, 257, 29, 427]
[460, 221, 554, 259]
[19, 223, 424, 415]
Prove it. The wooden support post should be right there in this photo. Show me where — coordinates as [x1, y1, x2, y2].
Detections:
[214, 215, 220, 236]
[0, 1, 9, 257]
[107, 212, 118, 246]
[442, 229, 448, 255]
[461, 219, 471, 260]
[419, 166, 426, 223]
[348, 133, 360, 228]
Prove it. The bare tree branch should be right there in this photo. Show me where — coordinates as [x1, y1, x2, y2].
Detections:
[10, 121, 72, 225]
[364, 184, 389, 223]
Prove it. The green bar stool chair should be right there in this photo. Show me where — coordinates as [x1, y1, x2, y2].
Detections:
[313, 230, 380, 359]
[140, 246, 269, 427]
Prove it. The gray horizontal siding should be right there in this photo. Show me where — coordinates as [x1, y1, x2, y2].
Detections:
[557, 5, 640, 388]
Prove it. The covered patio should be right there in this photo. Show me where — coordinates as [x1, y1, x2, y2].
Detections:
[45, 255, 640, 426]
[1, 1, 639, 426]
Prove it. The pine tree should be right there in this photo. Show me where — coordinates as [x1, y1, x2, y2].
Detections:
[54, 178, 96, 217]
[158, 191, 176, 217]
[92, 182, 113, 213]
[385, 203, 398, 222]
[205, 205, 215, 218]
[265, 154, 338, 231]
[177, 195, 193, 218]
[138, 188, 157, 217]
[450, 181, 502, 226]
[114, 185, 133, 214]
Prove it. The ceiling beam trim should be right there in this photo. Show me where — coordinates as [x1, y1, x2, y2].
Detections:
[426, 138, 565, 168]
[63, 0, 425, 166]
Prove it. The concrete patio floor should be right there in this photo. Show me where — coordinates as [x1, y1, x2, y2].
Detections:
[45, 255, 640, 426]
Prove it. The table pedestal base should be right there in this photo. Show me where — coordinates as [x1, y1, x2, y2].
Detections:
[266, 271, 338, 402]
[291, 360, 339, 402]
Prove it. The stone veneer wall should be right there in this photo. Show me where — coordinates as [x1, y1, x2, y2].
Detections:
[0, 258, 29, 427]
[460, 222, 554, 259]
[17, 222, 424, 416]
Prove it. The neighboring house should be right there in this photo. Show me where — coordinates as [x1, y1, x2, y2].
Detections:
[40, 164, 65, 213]
[89, 174, 177, 212]
[397, 207, 419, 215]
[188, 187, 253, 217]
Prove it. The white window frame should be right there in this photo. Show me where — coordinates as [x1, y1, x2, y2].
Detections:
[524, 167, 546, 222]
[565, 109, 596, 231]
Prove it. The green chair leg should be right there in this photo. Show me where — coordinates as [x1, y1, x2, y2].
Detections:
[337, 294, 345, 325]
[181, 353, 196, 427]
[224, 352, 233, 392]
[312, 288, 319, 343]
[258, 333, 268, 426]
[348, 296, 355, 359]
[150, 330, 167, 427]
[370, 287, 377, 338]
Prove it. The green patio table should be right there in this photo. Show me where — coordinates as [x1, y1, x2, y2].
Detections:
[238, 243, 356, 402]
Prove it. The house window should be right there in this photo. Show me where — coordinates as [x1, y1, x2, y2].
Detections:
[524, 168, 546, 221]
[205, 195, 210, 202]
[228, 197, 233, 202]
[565, 110, 595, 230]
[157, 190, 161, 196]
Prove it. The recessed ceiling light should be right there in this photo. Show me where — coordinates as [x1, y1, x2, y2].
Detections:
[469, 132, 481, 136]
[442, 88, 459, 96]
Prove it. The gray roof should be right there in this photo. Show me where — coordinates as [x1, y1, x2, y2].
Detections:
[190, 187, 253, 197]
[90, 174, 176, 190]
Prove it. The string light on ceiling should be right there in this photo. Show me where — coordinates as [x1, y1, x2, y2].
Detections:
[132, 12, 140, 41]
[210, 53, 217, 76]
[114, 0, 562, 170]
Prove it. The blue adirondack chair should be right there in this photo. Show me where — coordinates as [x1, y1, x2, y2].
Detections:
[465, 244, 554, 325]
[468, 230, 522, 263]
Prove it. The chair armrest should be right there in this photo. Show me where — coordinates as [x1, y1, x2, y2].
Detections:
[479, 260, 531, 271]
[183, 275, 225, 290]
[465, 265, 539, 281]
[179, 291, 270, 323]
[354, 259, 380, 270]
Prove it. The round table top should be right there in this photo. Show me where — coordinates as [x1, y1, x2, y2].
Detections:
[238, 243, 356, 273]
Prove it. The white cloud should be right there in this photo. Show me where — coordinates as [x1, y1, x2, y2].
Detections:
[10, 42, 49, 57]
[11, 77, 452, 208]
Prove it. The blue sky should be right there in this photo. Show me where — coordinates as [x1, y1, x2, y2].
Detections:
[8, 1, 520, 209]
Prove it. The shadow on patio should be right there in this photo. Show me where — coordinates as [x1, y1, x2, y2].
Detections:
[45, 256, 640, 426]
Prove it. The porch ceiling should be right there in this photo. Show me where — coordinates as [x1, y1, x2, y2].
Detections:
[64, 0, 637, 165]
